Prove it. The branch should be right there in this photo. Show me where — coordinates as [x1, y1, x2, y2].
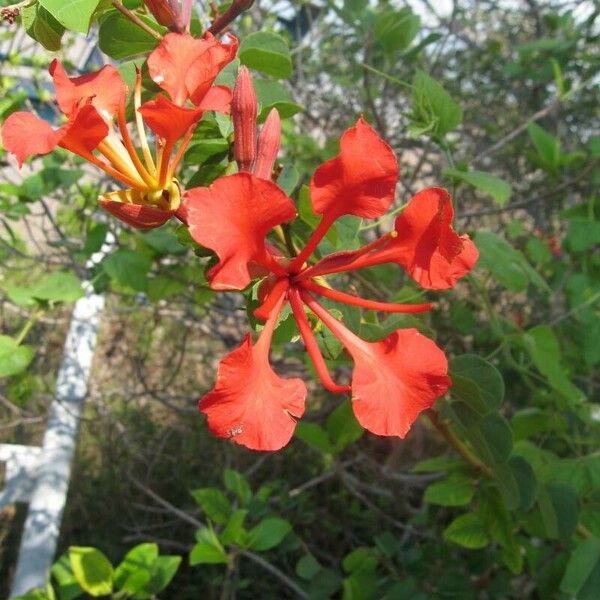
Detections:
[111, 1, 163, 41]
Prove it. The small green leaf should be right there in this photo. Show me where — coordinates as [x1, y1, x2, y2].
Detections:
[560, 537, 600, 598]
[296, 554, 322, 580]
[68, 547, 113, 597]
[223, 469, 252, 505]
[374, 8, 420, 52]
[424, 475, 475, 507]
[247, 518, 292, 551]
[295, 422, 333, 454]
[98, 11, 162, 59]
[31, 272, 84, 303]
[221, 509, 249, 546]
[239, 32, 292, 79]
[190, 527, 228, 565]
[444, 168, 512, 206]
[191, 488, 232, 524]
[20, 4, 65, 51]
[538, 483, 578, 540]
[113, 543, 157, 594]
[528, 122, 560, 172]
[444, 513, 490, 549]
[326, 400, 364, 453]
[410, 70, 462, 138]
[102, 250, 151, 292]
[38, 0, 100, 33]
[450, 355, 504, 411]
[144, 555, 181, 595]
[0, 336, 35, 378]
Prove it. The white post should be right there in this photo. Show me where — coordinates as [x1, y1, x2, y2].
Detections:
[9, 283, 105, 597]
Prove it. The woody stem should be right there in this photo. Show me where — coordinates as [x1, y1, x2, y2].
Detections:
[300, 280, 433, 314]
[111, 1, 163, 41]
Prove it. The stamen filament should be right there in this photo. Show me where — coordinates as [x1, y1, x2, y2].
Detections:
[300, 280, 433, 314]
[254, 278, 289, 322]
[254, 291, 286, 361]
[86, 152, 150, 189]
[158, 140, 175, 188]
[97, 140, 147, 189]
[288, 288, 351, 394]
[167, 127, 195, 181]
[134, 69, 157, 176]
[117, 96, 157, 188]
[288, 213, 336, 273]
[295, 231, 398, 282]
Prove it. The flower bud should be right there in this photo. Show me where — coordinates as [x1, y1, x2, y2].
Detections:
[253, 108, 281, 180]
[144, 0, 176, 28]
[232, 66, 258, 172]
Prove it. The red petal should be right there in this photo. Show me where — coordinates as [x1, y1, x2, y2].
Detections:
[349, 329, 450, 437]
[99, 197, 174, 230]
[138, 96, 203, 147]
[184, 173, 296, 290]
[301, 292, 450, 438]
[197, 85, 233, 114]
[1, 112, 62, 167]
[49, 60, 127, 119]
[384, 188, 478, 289]
[199, 334, 306, 451]
[147, 32, 238, 106]
[58, 104, 109, 159]
[310, 116, 398, 220]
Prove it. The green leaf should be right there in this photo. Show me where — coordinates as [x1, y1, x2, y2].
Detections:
[239, 32, 293, 79]
[254, 79, 302, 120]
[410, 70, 462, 138]
[478, 413, 513, 464]
[374, 8, 420, 52]
[102, 250, 151, 292]
[247, 518, 292, 551]
[39, 0, 100, 33]
[522, 325, 585, 406]
[20, 4, 65, 51]
[68, 547, 113, 597]
[296, 554, 322, 580]
[474, 231, 550, 292]
[190, 527, 228, 565]
[221, 509, 249, 546]
[0, 335, 35, 378]
[144, 555, 181, 595]
[444, 513, 490, 549]
[223, 469, 252, 506]
[444, 169, 512, 206]
[424, 475, 475, 507]
[31, 272, 84, 303]
[528, 122, 560, 171]
[113, 543, 157, 594]
[50, 554, 83, 600]
[295, 422, 334, 454]
[191, 488, 232, 524]
[98, 11, 162, 59]
[560, 538, 600, 598]
[450, 354, 505, 412]
[326, 400, 364, 453]
[538, 483, 578, 540]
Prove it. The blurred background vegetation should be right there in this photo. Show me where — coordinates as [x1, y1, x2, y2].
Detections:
[0, 0, 599, 598]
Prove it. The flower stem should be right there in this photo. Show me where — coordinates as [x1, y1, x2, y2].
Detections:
[111, 1, 163, 41]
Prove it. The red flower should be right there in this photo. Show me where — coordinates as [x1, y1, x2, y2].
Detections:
[185, 117, 477, 450]
[147, 32, 238, 108]
[1, 32, 236, 229]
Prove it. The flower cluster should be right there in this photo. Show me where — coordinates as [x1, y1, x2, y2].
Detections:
[1, 31, 237, 229]
[184, 117, 478, 451]
[1, 30, 478, 453]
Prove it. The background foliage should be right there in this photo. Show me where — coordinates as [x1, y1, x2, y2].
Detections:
[1, 0, 599, 598]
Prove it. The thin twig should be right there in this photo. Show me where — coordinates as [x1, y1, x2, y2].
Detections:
[111, 1, 163, 41]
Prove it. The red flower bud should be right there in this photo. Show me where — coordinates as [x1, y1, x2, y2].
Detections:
[144, 0, 176, 28]
[232, 66, 258, 172]
[253, 108, 281, 180]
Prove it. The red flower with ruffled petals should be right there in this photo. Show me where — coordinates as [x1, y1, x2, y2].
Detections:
[188, 116, 477, 450]
[199, 295, 307, 451]
[147, 32, 238, 107]
[185, 173, 295, 290]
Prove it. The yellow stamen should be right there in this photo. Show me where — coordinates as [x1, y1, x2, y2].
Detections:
[97, 140, 147, 189]
[167, 127, 195, 182]
[134, 68, 157, 176]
